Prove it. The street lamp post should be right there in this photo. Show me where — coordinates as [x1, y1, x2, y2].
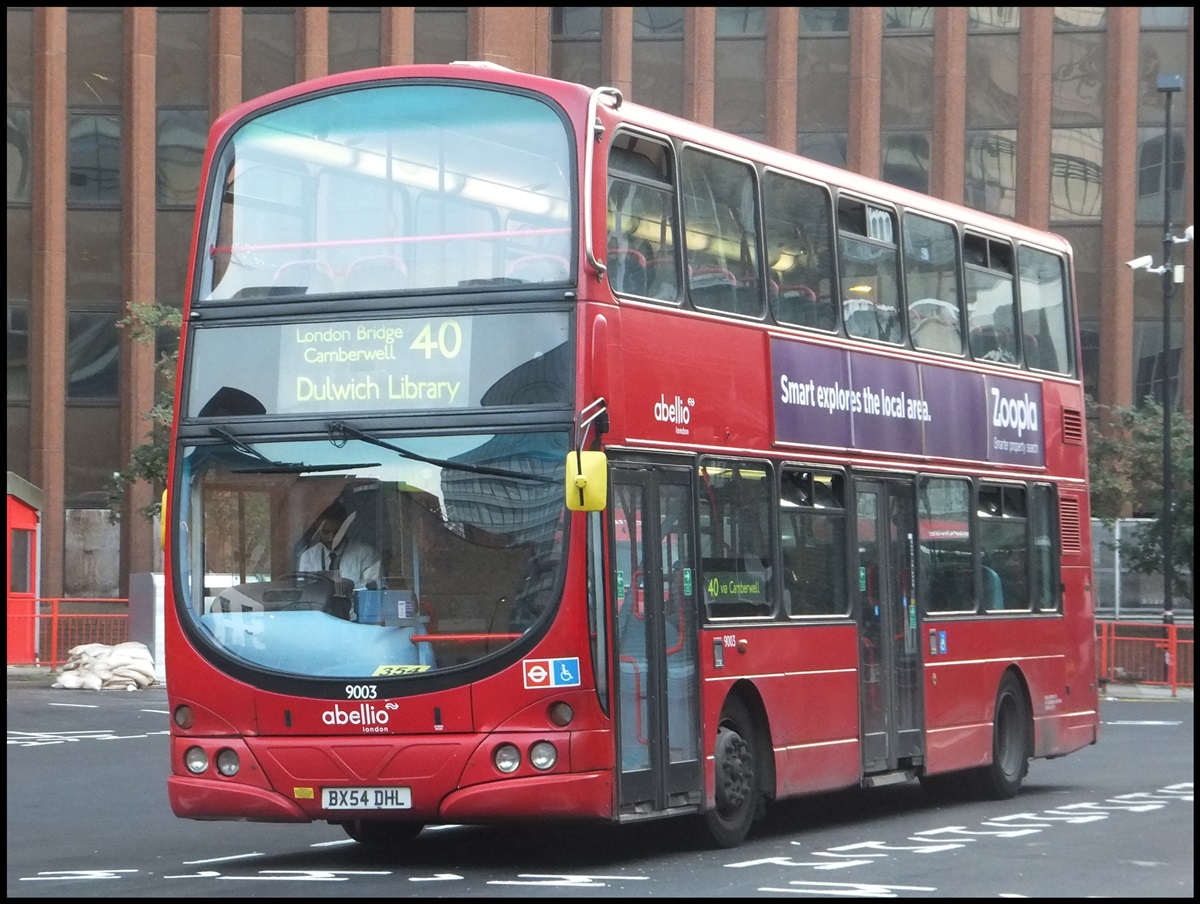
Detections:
[1156, 73, 1181, 626]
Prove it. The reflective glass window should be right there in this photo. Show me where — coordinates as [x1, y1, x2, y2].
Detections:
[964, 232, 1018, 365]
[68, 113, 121, 205]
[551, 7, 602, 87]
[243, 9, 295, 101]
[904, 213, 962, 355]
[414, 7, 468, 65]
[175, 430, 569, 678]
[977, 483, 1030, 611]
[633, 8, 684, 115]
[66, 311, 120, 400]
[1049, 128, 1103, 221]
[157, 109, 207, 206]
[681, 149, 763, 318]
[918, 477, 974, 613]
[1018, 245, 1071, 374]
[330, 9, 382, 73]
[763, 172, 837, 331]
[698, 459, 775, 620]
[780, 469, 847, 617]
[837, 197, 901, 343]
[964, 129, 1017, 218]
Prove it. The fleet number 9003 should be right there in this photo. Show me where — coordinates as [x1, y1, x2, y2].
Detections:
[346, 684, 377, 699]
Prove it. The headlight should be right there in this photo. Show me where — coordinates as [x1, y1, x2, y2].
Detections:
[184, 746, 209, 774]
[529, 741, 558, 771]
[215, 748, 240, 776]
[493, 743, 521, 774]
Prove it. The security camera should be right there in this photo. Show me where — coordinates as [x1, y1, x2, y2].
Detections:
[1126, 255, 1154, 271]
[1174, 225, 1194, 244]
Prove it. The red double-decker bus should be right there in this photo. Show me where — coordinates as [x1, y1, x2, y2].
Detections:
[164, 62, 1098, 848]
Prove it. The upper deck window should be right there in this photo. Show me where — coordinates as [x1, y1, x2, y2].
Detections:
[837, 196, 902, 343]
[200, 83, 574, 303]
[964, 231, 1019, 365]
[606, 132, 679, 302]
[903, 212, 963, 355]
[681, 149, 763, 318]
[1018, 245, 1072, 374]
[763, 172, 837, 331]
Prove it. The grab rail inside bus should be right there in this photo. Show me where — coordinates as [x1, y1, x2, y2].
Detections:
[584, 86, 624, 279]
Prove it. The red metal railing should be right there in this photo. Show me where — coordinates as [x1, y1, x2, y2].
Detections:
[1095, 620, 1194, 697]
[8, 598, 130, 669]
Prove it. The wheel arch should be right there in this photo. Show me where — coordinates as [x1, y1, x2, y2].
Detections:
[998, 664, 1035, 762]
[717, 679, 777, 804]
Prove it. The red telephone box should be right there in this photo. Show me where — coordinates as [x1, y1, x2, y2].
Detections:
[7, 472, 42, 664]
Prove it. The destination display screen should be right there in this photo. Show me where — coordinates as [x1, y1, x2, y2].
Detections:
[185, 311, 571, 418]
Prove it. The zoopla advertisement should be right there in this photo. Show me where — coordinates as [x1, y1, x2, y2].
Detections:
[770, 338, 1044, 467]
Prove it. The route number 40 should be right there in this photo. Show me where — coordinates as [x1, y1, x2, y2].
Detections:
[411, 321, 462, 359]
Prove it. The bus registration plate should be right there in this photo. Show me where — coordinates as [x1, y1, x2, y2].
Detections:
[322, 787, 412, 809]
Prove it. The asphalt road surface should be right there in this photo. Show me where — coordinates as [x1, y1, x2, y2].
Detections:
[7, 680, 1193, 898]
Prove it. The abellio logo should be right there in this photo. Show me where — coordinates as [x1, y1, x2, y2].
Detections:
[322, 701, 398, 727]
[654, 393, 694, 434]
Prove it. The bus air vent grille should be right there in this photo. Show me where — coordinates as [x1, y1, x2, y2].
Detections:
[1062, 407, 1084, 445]
[1059, 495, 1082, 554]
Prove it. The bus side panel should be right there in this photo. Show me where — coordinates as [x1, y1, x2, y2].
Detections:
[922, 614, 1096, 775]
[165, 610, 259, 735]
[701, 623, 862, 800]
[616, 305, 774, 453]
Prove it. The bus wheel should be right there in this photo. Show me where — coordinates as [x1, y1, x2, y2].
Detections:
[339, 819, 424, 847]
[976, 673, 1030, 799]
[703, 696, 759, 848]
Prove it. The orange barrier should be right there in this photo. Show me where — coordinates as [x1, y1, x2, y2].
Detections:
[7, 598, 130, 669]
[1096, 620, 1193, 697]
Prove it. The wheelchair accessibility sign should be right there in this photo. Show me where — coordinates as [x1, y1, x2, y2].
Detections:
[523, 657, 581, 689]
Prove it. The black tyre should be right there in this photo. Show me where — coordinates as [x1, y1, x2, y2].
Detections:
[702, 696, 760, 848]
[974, 672, 1030, 799]
[339, 819, 425, 847]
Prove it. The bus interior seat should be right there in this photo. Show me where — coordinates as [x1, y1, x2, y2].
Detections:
[732, 277, 766, 317]
[342, 255, 408, 292]
[689, 266, 739, 313]
[272, 260, 337, 295]
[608, 247, 648, 296]
[911, 317, 962, 353]
[982, 565, 1004, 610]
[970, 324, 1017, 363]
[777, 285, 833, 328]
[645, 255, 679, 298]
[1022, 332, 1039, 367]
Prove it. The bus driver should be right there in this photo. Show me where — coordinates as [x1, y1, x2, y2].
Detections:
[297, 501, 382, 589]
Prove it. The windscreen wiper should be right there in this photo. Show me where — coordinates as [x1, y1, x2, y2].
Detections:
[208, 426, 379, 473]
[328, 421, 556, 484]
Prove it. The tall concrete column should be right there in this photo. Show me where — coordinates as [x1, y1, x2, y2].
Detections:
[30, 7, 68, 599]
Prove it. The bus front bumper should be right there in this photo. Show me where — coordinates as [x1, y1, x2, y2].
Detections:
[169, 774, 311, 822]
[438, 770, 612, 822]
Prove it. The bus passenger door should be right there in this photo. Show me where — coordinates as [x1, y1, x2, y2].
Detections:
[610, 466, 702, 816]
[855, 478, 924, 775]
